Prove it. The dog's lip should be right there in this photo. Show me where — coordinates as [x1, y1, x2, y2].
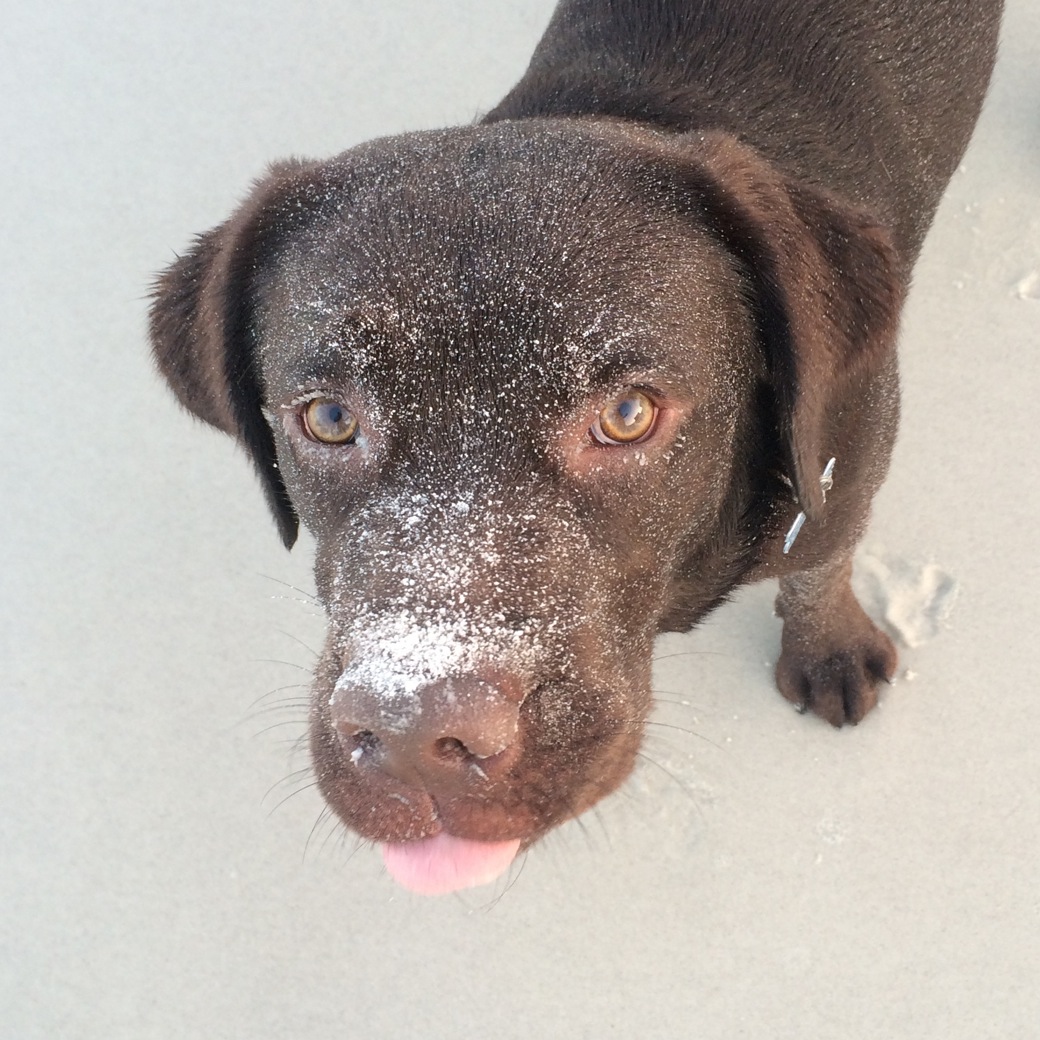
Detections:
[322, 747, 541, 844]
[389, 789, 537, 845]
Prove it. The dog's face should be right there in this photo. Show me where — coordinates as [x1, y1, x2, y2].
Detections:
[152, 120, 899, 887]
[257, 125, 759, 846]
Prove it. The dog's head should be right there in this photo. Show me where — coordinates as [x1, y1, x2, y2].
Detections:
[151, 120, 900, 891]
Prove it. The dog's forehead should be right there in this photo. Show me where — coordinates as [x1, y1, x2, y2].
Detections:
[254, 125, 728, 403]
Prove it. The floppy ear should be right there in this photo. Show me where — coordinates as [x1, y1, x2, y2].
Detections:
[149, 165, 310, 549]
[679, 132, 905, 518]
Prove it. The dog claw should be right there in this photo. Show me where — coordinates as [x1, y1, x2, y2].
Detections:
[776, 638, 896, 726]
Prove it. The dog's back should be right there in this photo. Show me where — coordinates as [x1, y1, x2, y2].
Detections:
[489, 0, 1002, 257]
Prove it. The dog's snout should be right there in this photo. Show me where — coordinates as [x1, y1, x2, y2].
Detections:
[331, 675, 523, 788]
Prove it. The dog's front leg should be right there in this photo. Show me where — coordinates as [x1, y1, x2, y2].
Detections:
[774, 553, 897, 727]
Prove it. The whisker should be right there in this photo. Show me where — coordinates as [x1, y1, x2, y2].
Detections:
[252, 719, 309, 741]
[336, 830, 369, 863]
[262, 766, 313, 803]
[246, 683, 310, 711]
[643, 720, 726, 752]
[652, 648, 731, 664]
[570, 805, 595, 850]
[255, 658, 313, 674]
[246, 703, 309, 719]
[265, 779, 321, 817]
[589, 804, 614, 852]
[236, 700, 309, 734]
[603, 713, 724, 754]
[481, 849, 528, 912]
[257, 573, 319, 603]
[634, 748, 693, 801]
[651, 693, 706, 709]
[273, 629, 321, 661]
[563, 785, 611, 856]
[303, 805, 335, 862]
[268, 598, 324, 615]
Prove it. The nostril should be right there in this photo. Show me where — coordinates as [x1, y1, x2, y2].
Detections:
[433, 737, 469, 762]
[330, 674, 527, 783]
[430, 735, 517, 784]
[338, 726, 380, 765]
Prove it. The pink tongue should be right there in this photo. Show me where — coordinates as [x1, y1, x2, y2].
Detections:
[381, 833, 521, 895]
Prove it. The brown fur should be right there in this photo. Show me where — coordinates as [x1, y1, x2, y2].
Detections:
[150, 0, 1002, 849]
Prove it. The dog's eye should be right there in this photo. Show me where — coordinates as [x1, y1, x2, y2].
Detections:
[590, 390, 657, 445]
[301, 397, 359, 444]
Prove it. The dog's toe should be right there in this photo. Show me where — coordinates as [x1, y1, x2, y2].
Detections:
[775, 617, 897, 727]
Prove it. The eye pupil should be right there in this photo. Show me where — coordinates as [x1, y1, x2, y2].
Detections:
[303, 397, 358, 444]
[594, 390, 657, 445]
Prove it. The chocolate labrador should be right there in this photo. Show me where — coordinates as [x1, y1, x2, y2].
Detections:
[150, 0, 1002, 893]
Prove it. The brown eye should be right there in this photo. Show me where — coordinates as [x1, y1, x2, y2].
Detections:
[591, 390, 657, 445]
[302, 397, 358, 444]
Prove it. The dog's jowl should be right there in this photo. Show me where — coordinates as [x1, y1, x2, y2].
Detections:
[151, 0, 1003, 893]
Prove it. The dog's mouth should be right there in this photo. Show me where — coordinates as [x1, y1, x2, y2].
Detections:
[309, 661, 648, 894]
[311, 743, 527, 896]
[329, 754, 531, 894]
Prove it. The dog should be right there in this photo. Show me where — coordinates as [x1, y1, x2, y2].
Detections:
[150, 0, 1002, 894]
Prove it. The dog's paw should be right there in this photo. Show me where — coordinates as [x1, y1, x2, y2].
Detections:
[775, 600, 898, 727]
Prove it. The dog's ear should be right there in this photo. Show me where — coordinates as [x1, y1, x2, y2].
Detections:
[677, 132, 904, 518]
[149, 164, 312, 549]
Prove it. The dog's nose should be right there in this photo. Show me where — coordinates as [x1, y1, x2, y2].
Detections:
[331, 675, 523, 787]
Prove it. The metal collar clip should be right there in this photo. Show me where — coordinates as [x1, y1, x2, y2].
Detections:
[783, 457, 836, 555]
